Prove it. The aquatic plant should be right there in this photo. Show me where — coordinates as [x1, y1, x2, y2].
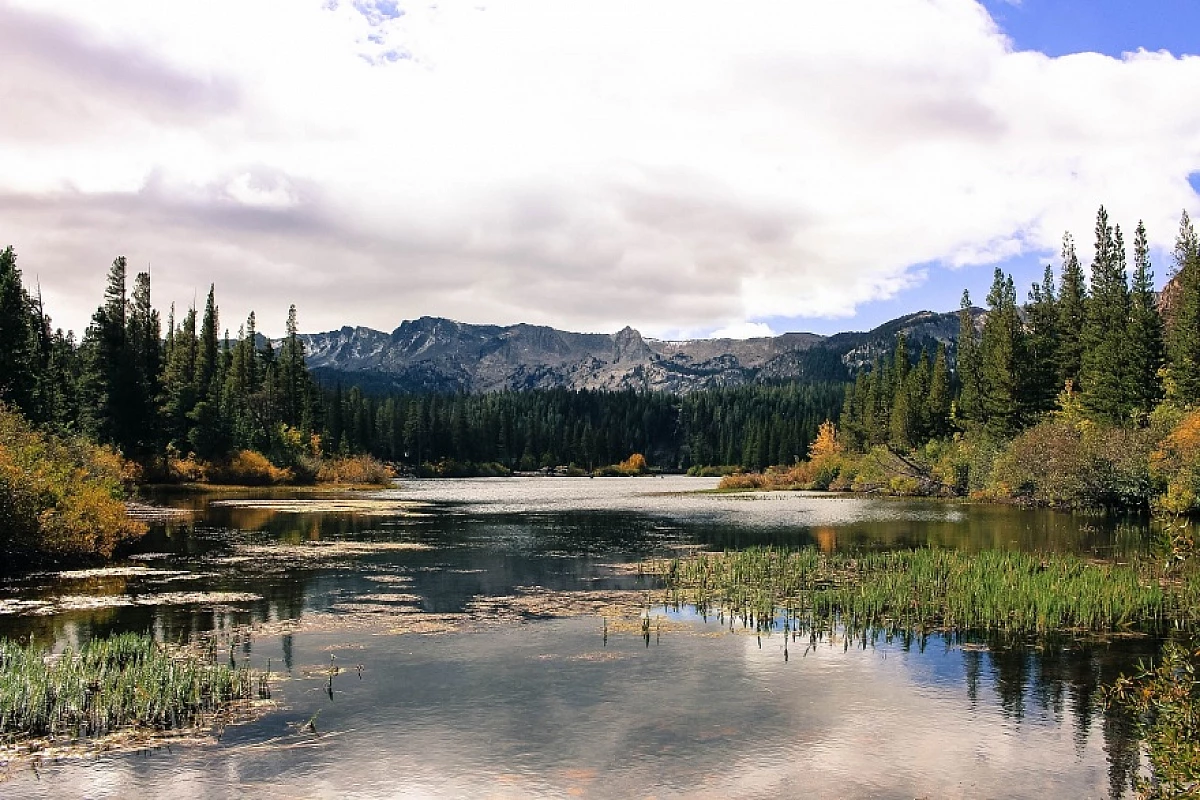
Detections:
[0, 632, 267, 745]
[653, 547, 1198, 638]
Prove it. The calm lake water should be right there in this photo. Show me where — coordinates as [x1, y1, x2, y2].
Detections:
[0, 477, 1163, 798]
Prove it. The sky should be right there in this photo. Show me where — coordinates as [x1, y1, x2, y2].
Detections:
[2, 0, 1199, 340]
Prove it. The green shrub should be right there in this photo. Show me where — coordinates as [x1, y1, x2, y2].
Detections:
[1108, 639, 1200, 798]
[992, 418, 1155, 508]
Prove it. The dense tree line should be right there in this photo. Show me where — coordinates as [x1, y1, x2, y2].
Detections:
[317, 382, 845, 472]
[956, 207, 1178, 432]
[0, 251, 324, 473]
[7, 203, 1197, 489]
[840, 206, 1189, 454]
[839, 334, 952, 450]
[1, 246, 845, 474]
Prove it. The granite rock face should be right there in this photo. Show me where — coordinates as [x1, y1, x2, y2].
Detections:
[295, 310, 979, 394]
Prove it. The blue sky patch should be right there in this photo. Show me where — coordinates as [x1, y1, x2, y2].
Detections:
[981, 0, 1200, 58]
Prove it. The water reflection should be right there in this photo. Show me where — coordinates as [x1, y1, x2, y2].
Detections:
[0, 479, 1171, 798]
[2, 620, 1153, 799]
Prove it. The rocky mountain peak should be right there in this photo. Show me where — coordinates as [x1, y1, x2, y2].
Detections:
[611, 326, 654, 364]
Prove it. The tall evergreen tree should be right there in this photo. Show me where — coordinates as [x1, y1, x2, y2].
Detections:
[1057, 232, 1088, 391]
[126, 271, 163, 455]
[1166, 210, 1200, 404]
[955, 289, 983, 428]
[189, 285, 226, 458]
[280, 304, 308, 429]
[888, 333, 913, 448]
[926, 342, 952, 439]
[979, 268, 1023, 437]
[1126, 220, 1165, 417]
[1024, 265, 1060, 417]
[80, 257, 138, 451]
[162, 305, 199, 452]
[0, 246, 37, 415]
[1080, 208, 1131, 422]
[197, 285, 219, 398]
[28, 289, 79, 430]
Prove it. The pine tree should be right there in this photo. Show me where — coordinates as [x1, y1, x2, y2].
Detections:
[280, 304, 309, 429]
[0, 246, 37, 415]
[1080, 208, 1131, 423]
[28, 290, 79, 430]
[1024, 265, 1060, 417]
[1167, 211, 1200, 404]
[888, 333, 913, 449]
[1126, 220, 1164, 417]
[162, 305, 198, 452]
[189, 285, 226, 458]
[927, 342, 951, 439]
[1057, 232, 1088, 391]
[197, 285, 219, 398]
[80, 257, 138, 451]
[979, 268, 1023, 437]
[955, 289, 983, 428]
[126, 271, 163, 455]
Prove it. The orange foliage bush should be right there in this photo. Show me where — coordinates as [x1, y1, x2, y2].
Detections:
[166, 453, 210, 482]
[316, 454, 395, 485]
[210, 450, 295, 486]
[617, 453, 649, 474]
[719, 424, 849, 492]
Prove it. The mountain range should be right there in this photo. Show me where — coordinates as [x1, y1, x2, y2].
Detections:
[290, 308, 981, 395]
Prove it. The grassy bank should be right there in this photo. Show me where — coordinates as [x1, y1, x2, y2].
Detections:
[0, 632, 266, 750]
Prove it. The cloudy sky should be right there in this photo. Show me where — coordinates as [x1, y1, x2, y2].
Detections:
[3, 0, 1200, 339]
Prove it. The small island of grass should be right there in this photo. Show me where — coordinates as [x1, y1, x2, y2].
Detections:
[0, 632, 267, 759]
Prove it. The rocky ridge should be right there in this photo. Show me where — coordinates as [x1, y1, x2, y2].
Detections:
[294, 309, 979, 394]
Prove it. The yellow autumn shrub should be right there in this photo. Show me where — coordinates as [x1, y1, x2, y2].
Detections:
[0, 404, 146, 563]
[1151, 409, 1200, 515]
[316, 454, 395, 485]
[210, 450, 295, 485]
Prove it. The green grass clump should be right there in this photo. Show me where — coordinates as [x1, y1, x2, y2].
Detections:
[0, 632, 267, 745]
[656, 547, 1197, 637]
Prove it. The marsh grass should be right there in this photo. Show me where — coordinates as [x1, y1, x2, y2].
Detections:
[651, 547, 1199, 639]
[0, 632, 267, 746]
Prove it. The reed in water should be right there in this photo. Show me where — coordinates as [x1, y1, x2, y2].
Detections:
[0, 631, 267, 745]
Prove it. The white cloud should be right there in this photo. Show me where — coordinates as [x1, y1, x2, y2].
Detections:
[1, 0, 1199, 336]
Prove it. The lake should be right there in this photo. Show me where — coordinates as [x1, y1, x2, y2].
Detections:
[0, 477, 1160, 798]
